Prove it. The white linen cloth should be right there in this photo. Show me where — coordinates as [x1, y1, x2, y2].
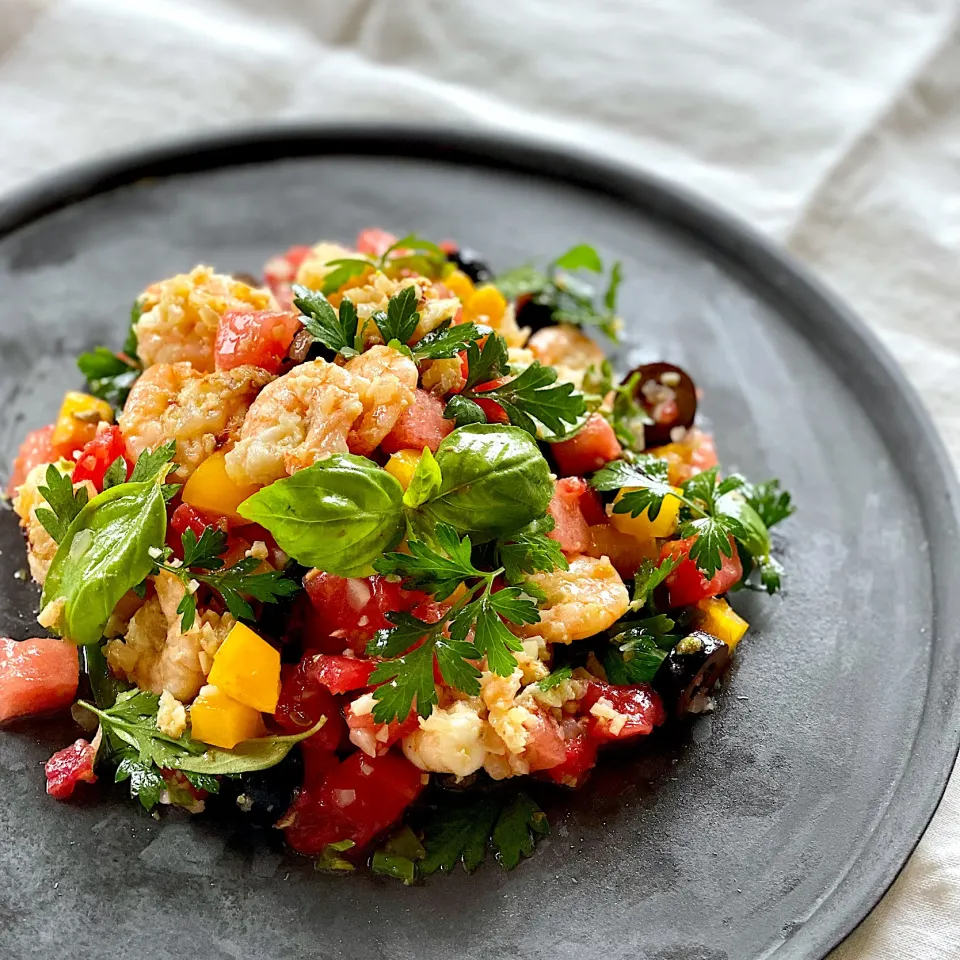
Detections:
[1, 0, 959, 954]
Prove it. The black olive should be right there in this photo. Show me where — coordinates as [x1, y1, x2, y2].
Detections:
[655, 630, 731, 717]
[447, 246, 492, 284]
[626, 362, 698, 448]
[515, 298, 558, 333]
[225, 749, 304, 827]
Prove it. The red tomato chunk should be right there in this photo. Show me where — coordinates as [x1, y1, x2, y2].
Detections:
[542, 728, 598, 788]
[7, 424, 58, 497]
[659, 536, 742, 607]
[550, 413, 622, 477]
[547, 477, 600, 554]
[305, 654, 376, 695]
[0, 638, 79, 723]
[355, 228, 398, 258]
[45, 739, 97, 799]
[582, 681, 666, 742]
[346, 700, 420, 758]
[283, 751, 425, 856]
[71, 425, 129, 491]
[215, 310, 300, 374]
[275, 662, 346, 752]
[263, 244, 312, 309]
[380, 389, 455, 455]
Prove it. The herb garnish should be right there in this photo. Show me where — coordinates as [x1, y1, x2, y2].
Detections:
[582, 360, 651, 451]
[35, 463, 89, 543]
[76, 298, 144, 406]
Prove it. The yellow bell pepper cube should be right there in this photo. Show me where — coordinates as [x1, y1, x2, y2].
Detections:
[190, 684, 266, 749]
[51, 391, 114, 456]
[695, 597, 749, 650]
[384, 449, 422, 490]
[444, 269, 476, 304]
[181, 451, 262, 523]
[207, 622, 281, 713]
[609, 488, 682, 539]
[463, 284, 507, 326]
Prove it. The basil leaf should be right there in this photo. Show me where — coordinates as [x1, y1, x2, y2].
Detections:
[40, 477, 168, 646]
[402, 447, 442, 509]
[423, 425, 553, 541]
[443, 394, 488, 427]
[176, 720, 324, 775]
[237, 454, 405, 576]
[552, 243, 603, 273]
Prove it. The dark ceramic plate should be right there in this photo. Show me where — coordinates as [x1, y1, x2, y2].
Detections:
[1, 126, 958, 960]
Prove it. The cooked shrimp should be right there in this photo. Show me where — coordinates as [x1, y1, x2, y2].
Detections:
[224, 358, 364, 486]
[528, 324, 605, 388]
[12, 462, 95, 586]
[134, 265, 277, 372]
[119, 362, 273, 480]
[402, 699, 489, 779]
[343, 345, 417, 454]
[105, 570, 234, 703]
[519, 555, 629, 644]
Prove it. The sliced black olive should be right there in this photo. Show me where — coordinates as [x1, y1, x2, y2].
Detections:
[227, 749, 304, 828]
[626, 361, 698, 448]
[447, 246, 492, 284]
[654, 630, 731, 717]
[515, 298, 558, 333]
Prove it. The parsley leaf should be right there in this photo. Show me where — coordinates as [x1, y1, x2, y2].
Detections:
[444, 394, 489, 427]
[129, 440, 177, 484]
[678, 515, 744, 580]
[35, 463, 89, 543]
[76, 347, 141, 408]
[373, 285, 420, 345]
[582, 361, 651, 451]
[101, 456, 128, 491]
[411, 320, 486, 362]
[460, 362, 587, 438]
[742, 479, 795, 529]
[591, 455, 674, 520]
[604, 616, 677, 684]
[497, 516, 568, 587]
[379, 234, 450, 279]
[461, 332, 509, 390]
[320, 259, 372, 296]
[292, 284, 359, 356]
[375, 522, 482, 599]
[629, 555, 683, 613]
[492, 793, 550, 869]
[538, 665, 573, 690]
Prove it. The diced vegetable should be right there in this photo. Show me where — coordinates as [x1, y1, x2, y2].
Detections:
[610, 487, 682, 539]
[550, 413, 622, 476]
[346, 699, 420, 758]
[547, 477, 593, 554]
[581, 680, 666, 742]
[462, 285, 507, 326]
[380, 389, 455, 455]
[214, 309, 300, 373]
[384, 449, 421, 490]
[45, 738, 97, 799]
[655, 631, 731, 717]
[356, 227, 398, 257]
[542, 729, 598, 788]
[306, 655, 377, 694]
[659, 536, 742, 607]
[275, 660, 345, 752]
[444, 269, 477, 304]
[181, 451, 262, 523]
[0, 637, 79, 723]
[207, 622, 281, 713]
[695, 597, 749, 650]
[190, 683, 267, 749]
[71, 425, 129, 490]
[521, 710, 566, 771]
[624, 362, 697, 448]
[6, 424, 57, 496]
[51, 392, 114, 458]
[470, 378, 511, 424]
[587, 523, 658, 578]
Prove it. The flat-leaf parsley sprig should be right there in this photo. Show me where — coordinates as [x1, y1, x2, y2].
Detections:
[367, 523, 543, 722]
[319, 234, 452, 296]
[151, 527, 300, 631]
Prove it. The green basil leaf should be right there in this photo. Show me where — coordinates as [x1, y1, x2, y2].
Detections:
[423, 425, 553, 541]
[237, 454, 405, 576]
[402, 447, 442, 509]
[552, 243, 603, 273]
[176, 720, 324, 775]
[41, 477, 168, 646]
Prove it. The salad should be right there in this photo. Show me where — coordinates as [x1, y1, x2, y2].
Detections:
[1, 228, 793, 881]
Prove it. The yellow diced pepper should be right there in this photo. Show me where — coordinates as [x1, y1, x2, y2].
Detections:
[181, 451, 262, 522]
[588, 523, 658, 578]
[385, 449, 421, 490]
[190, 684, 266, 749]
[463, 284, 507, 326]
[207, 622, 281, 713]
[51, 391, 114, 455]
[444, 269, 476, 304]
[609, 488, 682, 539]
[695, 597, 749, 650]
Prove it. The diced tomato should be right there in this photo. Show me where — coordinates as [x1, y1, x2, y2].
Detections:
[659, 536, 742, 607]
[689, 432, 719, 473]
[356, 228, 398, 258]
[542, 727, 598, 788]
[300, 740, 342, 792]
[550, 413, 623, 477]
[346, 699, 420, 758]
[470, 378, 510, 424]
[7, 424, 58, 497]
[263, 244, 312, 309]
[380, 389, 455, 455]
[44, 739, 97, 799]
[0, 638, 79, 723]
[582, 681, 666, 742]
[274, 661, 347, 752]
[521, 710, 567, 771]
[307, 654, 376, 695]
[283, 750, 425, 856]
[214, 309, 300, 374]
[547, 477, 593, 554]
[71, 425, 130, 491]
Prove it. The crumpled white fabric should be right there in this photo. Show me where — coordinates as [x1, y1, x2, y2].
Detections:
[2, 0, 959, 954]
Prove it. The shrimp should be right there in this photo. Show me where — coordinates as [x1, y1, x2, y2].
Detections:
[224, 358, 364, 486]
[527, 324, 605, 388]
[12, 462, 95, 586]
[519, 555, 629, 644]
[119, 362, 273, 480]
[402, 700, 490, 779]
[343, 345, 418, 454]
[225, 347, 417, 484]
[134, 265, 277, 372]
[105, 570, 235, 703]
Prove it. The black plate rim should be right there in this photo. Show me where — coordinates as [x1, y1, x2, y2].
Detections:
[1, 121, 958, 959]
